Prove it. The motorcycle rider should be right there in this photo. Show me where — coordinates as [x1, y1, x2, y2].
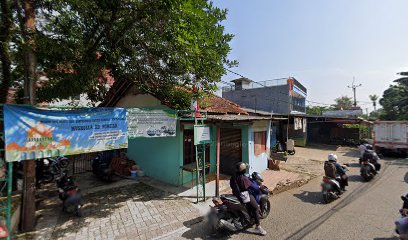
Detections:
[362, 146, 381, 172]
[325, 154, 348, 192]
[230, 162, 267, 236]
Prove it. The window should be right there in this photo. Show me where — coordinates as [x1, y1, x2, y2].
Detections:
[254, 131, 267, 156]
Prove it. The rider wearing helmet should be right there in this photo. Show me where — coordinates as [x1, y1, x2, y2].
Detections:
[230, 162, 267, 236]
[327, 153, 348, 191]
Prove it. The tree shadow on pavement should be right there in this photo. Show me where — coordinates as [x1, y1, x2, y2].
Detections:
[293, 191, 324, 205]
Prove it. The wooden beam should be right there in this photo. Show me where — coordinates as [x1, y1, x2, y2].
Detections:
[215, 126, 220, 197]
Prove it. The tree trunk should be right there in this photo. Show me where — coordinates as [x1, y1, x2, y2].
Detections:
[0, 0, 13, 103]
[20, 0, 37, 232]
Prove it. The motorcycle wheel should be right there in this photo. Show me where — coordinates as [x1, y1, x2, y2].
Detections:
[75, 205, 83, 217]
[323, 193, 329, 204]
[208, 212, 220, 233]
[42, 173, 54, 183]
[259, 200, 271, 219]
[59, 159, 69, 168]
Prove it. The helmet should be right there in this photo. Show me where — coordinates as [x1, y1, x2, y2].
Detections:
[251, 172, 264, 183]
[236, 162, 248, 173]
[364, 144, 373, 150]
[328, 153, 337, 162]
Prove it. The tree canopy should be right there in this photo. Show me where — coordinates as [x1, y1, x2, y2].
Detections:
[332, 96, 353, 110]
[379, 72, 408, 120]
[1, 0, 236, 104]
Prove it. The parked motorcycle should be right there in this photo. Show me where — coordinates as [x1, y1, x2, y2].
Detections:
[207, 172, 271, 233]
[92, 153, 113, 182]
[55, 171, 83, 217]
[36, 156, 69, 187]
[321, 176, 341, 204]
[395, 194, 408, 240]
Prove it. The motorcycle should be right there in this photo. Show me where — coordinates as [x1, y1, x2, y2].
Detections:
[322, 165, 348, 204]
[36, 156, 68, 187]
[208, 172, 271, 233]
[92, 153, 113, 182]
[360, 150, 381, 182]
[395, 195, 408, 240]
[55, 171, 83, 217]
[360, 160, 376, 181]
[321, 176, 341, 204]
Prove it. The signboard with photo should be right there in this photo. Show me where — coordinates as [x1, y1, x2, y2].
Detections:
[127, 108, 177, 138]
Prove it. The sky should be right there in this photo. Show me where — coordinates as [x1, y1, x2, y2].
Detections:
[213, 0, 408, 112]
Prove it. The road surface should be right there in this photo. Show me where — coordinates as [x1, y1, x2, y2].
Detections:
[171, 157, 407, 240]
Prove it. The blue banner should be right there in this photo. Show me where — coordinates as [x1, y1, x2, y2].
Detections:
[4, 105, 128, 162]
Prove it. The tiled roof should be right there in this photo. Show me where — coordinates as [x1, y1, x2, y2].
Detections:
[99, 80, 248, 115]
[203, 95, 247, 115]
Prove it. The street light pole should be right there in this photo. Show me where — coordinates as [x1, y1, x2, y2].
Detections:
[347, 76, 362, 107]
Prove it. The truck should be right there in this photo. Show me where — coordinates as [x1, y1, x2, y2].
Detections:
[373, 121, 408, 156]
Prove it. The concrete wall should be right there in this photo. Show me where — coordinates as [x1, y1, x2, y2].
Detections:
[222, 85, 290, 114]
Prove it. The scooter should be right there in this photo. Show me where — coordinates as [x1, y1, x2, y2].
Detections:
[207, 172, 271, 233]
[360, 160, 376, 181]
[55, 171, 83, 217]
[321, 176, 341, 204]
[92, 153, 113, 182]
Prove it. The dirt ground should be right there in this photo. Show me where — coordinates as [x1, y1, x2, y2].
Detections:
[280, 144, 360, 178]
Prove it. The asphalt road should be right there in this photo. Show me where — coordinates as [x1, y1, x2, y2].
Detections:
[174, 157, 407, 240]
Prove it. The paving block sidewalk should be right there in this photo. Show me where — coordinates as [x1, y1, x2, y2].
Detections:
[17, 182, 201, 240]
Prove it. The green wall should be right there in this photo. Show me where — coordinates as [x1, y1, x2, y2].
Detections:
[127, 122, 218, 186]
[127, 122, 182, 185]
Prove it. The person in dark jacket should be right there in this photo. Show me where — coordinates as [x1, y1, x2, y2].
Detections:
[230, 162, 267, 236]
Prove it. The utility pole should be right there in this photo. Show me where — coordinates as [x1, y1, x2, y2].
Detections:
[347, 76, 362, 107]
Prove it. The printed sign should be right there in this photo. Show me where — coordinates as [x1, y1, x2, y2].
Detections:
[127, 108, 177, 138]
[3, 105, 128, 162]
[194, 125, 211, 145]
[294, 117, 303, 130]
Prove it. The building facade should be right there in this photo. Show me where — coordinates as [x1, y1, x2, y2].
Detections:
[222, 77, 307, 115]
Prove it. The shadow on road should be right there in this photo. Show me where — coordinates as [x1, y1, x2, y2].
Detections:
[293, 191, 324, 205]
[373, 237, 399, 240]
[348, 174, 364, 183]
[181, 217, 230, 240]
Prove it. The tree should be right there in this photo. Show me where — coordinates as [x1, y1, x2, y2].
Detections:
[29, 0, 236, 104]
[306, 105, 330, 115]
[0, 0, 13, 103]
[332, 96, 353, 110]
[379, 72, 408, 120]
[369, 94, 378, 112]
